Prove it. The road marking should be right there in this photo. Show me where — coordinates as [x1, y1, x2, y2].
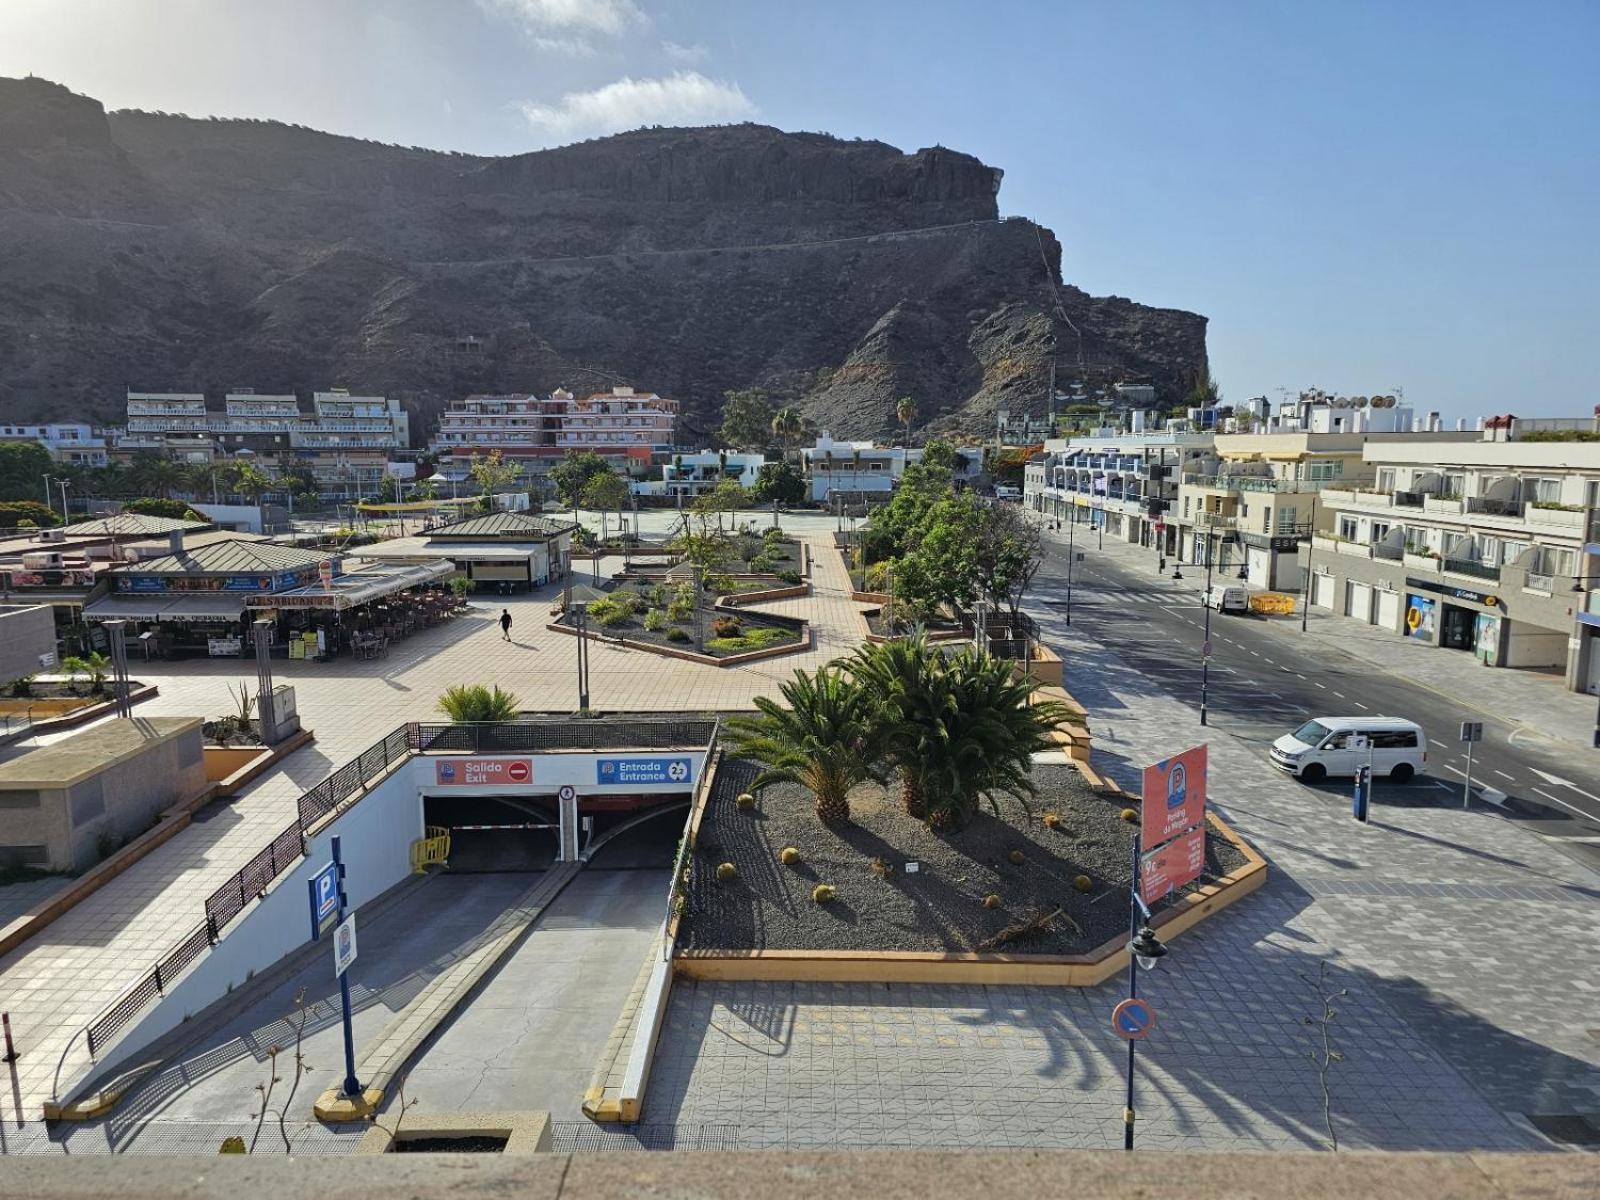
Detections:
[1493, 769, 1514, 781]
[1332, 691, 1345, 699]
[1528, 768, 1600, 803]
[1313, 682, 1326, 689]
[1354, 702, 1370, 710]
[1531, 787, 1594, 820]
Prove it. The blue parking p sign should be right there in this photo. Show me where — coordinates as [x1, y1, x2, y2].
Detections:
[307, 861, 339, 940]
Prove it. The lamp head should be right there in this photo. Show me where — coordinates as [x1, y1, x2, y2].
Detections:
[1130, 925, 1167, 970]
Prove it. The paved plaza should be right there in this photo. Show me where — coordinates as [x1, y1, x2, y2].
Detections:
[0, 514, 1595, 1153]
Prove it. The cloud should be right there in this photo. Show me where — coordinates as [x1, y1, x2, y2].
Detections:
[479, 0, 644, 36]
[531, 34, 600, 57]
[521, 71, 756, 143]
[661, 40, 707, 64]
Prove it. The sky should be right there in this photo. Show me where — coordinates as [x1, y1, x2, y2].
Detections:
[2, 0, 1596, 422]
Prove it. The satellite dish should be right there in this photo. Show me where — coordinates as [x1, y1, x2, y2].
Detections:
[1353, 396, 1368, 408]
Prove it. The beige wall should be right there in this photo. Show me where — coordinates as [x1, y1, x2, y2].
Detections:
[0, 604, 58, 682]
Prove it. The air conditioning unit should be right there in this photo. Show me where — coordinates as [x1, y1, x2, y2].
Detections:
[22, 551, 64, 569]
[38, 528, 66, 543]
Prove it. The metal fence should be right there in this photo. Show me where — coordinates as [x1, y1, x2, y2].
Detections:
[407, 718, 719, 754]
[79, 716, 723, 1064]
[85, 727, 412, 1061]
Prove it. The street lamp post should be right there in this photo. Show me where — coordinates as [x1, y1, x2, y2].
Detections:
[1300, 495, 1318, 633]
[1064, 508, 1077, 626]
[56, 480, 71, 524]
[1124, 837, 1167, 1151]
[1200, 534, 1215, 726]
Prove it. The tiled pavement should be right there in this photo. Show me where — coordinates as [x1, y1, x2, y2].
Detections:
[641, 541, 1600, 1153]
[0, 531, 864, 1122]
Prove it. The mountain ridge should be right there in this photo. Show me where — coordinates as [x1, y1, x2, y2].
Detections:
[0, 75, 1207, 442]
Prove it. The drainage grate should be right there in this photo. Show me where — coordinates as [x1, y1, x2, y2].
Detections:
[550, 1123, 742, 1152]
[1526, 1114, 1600, 1147]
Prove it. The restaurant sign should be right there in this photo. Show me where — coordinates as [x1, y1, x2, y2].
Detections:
[1404, 577, 1500, 608]
[119, 572, 299, 594]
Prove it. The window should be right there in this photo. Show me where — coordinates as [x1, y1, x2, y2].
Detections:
[1525, 477, 1562, 504]
[1282, 506, 1298, 529]
[1370, 730, 1419, 749]
[1293, 720, 1332, 746]
[1442, 472, 1466, 497]
[1370, 521, 1387, 542]
[1339, 517, 1359, 540]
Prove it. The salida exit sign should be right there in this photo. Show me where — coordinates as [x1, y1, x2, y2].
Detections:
[434, 758, 533, 786]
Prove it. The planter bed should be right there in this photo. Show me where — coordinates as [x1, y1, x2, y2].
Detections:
[680, 760, 1247, 957]
[860, 607, 966, 642]
[553, 576, 810, 662]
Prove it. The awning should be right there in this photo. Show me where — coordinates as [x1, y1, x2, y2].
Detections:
[353, 539, 539, 563]
[251, 559, 455, 610]
[159, 595, 249, 623]
[84, 594, 250, 623]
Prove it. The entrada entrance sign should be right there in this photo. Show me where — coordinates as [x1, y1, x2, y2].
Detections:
[434, 758, 534, 786]
[596, 757, 693, 786]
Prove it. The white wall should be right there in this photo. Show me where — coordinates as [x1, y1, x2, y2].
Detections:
[89, 767, 421, 1083]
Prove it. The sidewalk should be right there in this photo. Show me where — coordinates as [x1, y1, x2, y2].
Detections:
[1049, 527, 1599, 754]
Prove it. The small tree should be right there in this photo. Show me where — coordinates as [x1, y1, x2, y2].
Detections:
[468, 450, 522, 505]
[582, 471, 630, 542]
[62, 651, 111, 696]
[436, 684, 520, 723]
[975, 502, 1044, 620]
[717, 388, 776, 452]
[549, 451, 614, 508]
[752, 459, 805, 506]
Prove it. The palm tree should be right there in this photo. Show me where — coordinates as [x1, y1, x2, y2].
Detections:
[725, 667, 883, 824]
[130, 454, 185, 499]
[771, 407, 804, 459]
[62, 651, 111, 696]
[845, 633, 1074, 829]
[436, 684, 521, 723]
[895, 396, 916, 450]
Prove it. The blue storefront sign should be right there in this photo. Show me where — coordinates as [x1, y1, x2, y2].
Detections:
[596, 757, 694, 786]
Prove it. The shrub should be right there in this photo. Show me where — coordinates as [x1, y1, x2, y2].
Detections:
[983, 894, 1002, 910]
[762, 526, 785, 541]
[124, 497, 205, 521]
[811, 883, 837, 904]
[667, 584, 695, 621]
[1008, 849, 1025, 865]
[644, 607, 669, 632]
[648, 583, 669, 607]
[716, 862, 737, 882]
[779, 846, 801, 866]
[1073, 874, 1093, 893]
[749, 552, 779, 573]
[613, 592, 642, 615]
[0, 501, 60, 527]
[869, 856, 889, 877]
[775, 569, 803, 585]
[665, 627, 692, 643]
[437, 683, 521, 722]
[864, 560, 895, 592]
[712, 615, 743, 639]
[586, 597, 629, 627]
[1042, 813, 1061, 829]
[707, 573, 738, 594]
[736, 791, 756, 810]
[1120, 808, 1139, 823]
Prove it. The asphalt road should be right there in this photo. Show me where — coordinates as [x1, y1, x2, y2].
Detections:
[1029, 533, 1600, 868]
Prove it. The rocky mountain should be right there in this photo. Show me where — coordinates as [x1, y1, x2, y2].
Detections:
[0, 76, 1208, 443]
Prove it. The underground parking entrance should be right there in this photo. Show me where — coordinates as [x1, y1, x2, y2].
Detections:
[422, 789, 691, 872]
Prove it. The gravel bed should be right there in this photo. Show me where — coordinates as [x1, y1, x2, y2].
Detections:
[681, 760, 1247, 956]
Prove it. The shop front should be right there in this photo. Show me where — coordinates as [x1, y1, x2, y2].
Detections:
[251, 560, 458, 660]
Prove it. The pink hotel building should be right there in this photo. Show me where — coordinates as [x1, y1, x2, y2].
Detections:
[430, 387, 678, 473]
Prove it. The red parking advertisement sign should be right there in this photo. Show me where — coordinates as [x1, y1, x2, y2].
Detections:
[433, 758, 534, 786]
[1139, 825, 1206, 904]
[1141, 743, 1207, 846]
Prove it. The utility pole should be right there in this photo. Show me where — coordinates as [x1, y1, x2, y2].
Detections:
[1064, 511, 1076, 626]
[1200, 536, 1214, 726]
[1300, 495, 1318, 633]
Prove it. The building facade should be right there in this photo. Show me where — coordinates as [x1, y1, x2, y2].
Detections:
[116, 389, 410, 497]
[1307, 436, 1600, 693]
[1028, 429, 1214, 557]
[0, 422, 110, 467]
[632, 451, 768, 500]
[800, 434, 921, 503]
[430, 387, 678, 478]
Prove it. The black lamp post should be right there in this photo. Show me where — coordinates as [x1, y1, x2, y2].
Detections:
[1123, 836, 1167, 1151]
[1300, 494, 1318, 633]
[1064, 508, 1077, 626]
[1199, 534, 1216, 726]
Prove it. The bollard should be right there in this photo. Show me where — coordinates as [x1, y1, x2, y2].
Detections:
[2, 1010, 16, 1063]
[1352, 764, 1371, 824]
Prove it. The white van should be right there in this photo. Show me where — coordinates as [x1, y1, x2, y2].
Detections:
[1269, 716, 1427, 783]
[1203, 585, 1248, 613]
[994, 484, 1022, 501]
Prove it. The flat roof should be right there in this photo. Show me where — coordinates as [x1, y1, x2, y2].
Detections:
[352, 538, 535, 562]
[250, 559, 455, 609]
[0, 716, 202, 789]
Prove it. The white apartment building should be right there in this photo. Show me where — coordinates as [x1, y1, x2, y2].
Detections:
[0, 422, 109, 467]
[632, 451, 769, 500]
[801, 434, 922, 503]
[1309, 433, 1600, 693]
[116, 389, 410, 496]
[1027, 422, 1214, 557]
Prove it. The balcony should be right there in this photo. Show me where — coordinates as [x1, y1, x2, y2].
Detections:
[1442, 557, 1500, 583]
[1423, 495, 1465, 515]
[1373, 542, 1404, 561]
[1466, 496, 1522, 518]
[1403, 550, 1442, 571]
[1524, 502, 1586, 531]
[1195, 512, 1236, 529]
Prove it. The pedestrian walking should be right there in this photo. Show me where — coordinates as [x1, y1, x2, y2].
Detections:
[499, 608, 513, 641]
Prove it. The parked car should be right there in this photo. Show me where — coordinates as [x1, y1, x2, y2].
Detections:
[1269, 716, 1427, 783]
[994, 484, 1022, 501]
[1203, 584, 1249, 612]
